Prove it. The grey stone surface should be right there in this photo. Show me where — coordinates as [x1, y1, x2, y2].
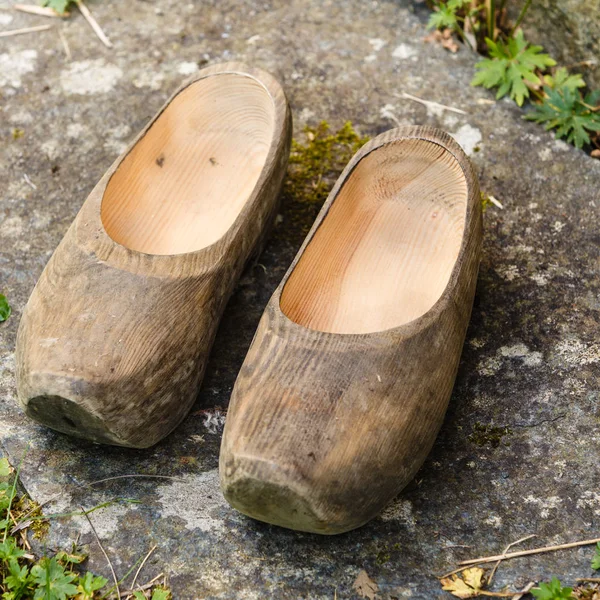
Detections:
[517, 0, 600, 90]
[1, 0, 600, 598]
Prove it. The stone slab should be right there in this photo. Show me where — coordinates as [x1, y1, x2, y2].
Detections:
[1, 0, 600, 598]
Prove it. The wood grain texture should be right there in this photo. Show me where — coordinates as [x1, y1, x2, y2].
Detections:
[220, 126, 482, 534]
[15, 62, 292, 448]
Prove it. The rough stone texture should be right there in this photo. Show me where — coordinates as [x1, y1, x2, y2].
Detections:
[517, 0, 600, 90]
[1, 0, 600, 598]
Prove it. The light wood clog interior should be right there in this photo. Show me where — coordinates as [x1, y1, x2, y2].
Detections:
[101, 73, 275, 255]
[280, 139, 468, 334]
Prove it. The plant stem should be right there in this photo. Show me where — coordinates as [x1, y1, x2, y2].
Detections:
[485, 0, 495, 40]
[2, 446, 29, 543]
[581, 101, 600, 112]
[456, 17, 475, 51]
[510, 0, 533, 36]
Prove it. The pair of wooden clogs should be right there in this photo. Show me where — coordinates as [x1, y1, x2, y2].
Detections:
[15, 63, 482, 535]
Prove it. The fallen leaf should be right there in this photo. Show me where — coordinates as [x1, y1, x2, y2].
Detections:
[423, 28, 459, 53]
[440, 567, 486, 598]
[463, 567, 484, 591]
[591, 149, 600, 159]
[353, 569, 379, 600]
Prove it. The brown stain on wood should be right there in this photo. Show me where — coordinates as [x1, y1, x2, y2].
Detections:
[220, 126, 482, 534]
[15, 62, 292, 448]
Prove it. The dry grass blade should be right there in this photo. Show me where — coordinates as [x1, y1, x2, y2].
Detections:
[86, 475, 186, 487]
[58, 27, 71, 59]
[122, 572, 164, 598]
[396, 92, 467, 115]
[76, 0, 112, 47]
[0, 24, 52, 37]
[80, 506, 121, 600]
[460, 537, 600, 566]
[14, 4, 68, 17]
[130, 545, 157, 592]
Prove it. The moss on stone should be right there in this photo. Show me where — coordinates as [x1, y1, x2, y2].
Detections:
[275, 121, 369, 247]
[468, 422, 512, 448]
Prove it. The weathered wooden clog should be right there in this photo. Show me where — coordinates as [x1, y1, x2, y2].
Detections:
[16, 62, 291, 448]
[220, 126, 482, 534]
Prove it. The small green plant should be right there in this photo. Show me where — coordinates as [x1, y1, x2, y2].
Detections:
[0, 457, 169, 599]
[472, 31, 556, 106]
[591, 542, 600, 570]
[40, 0, 77, 15]
[531, 577, 574, 600]
[427, 0, 472, 34]
[134, 588, 171, 600]
[426, 0, 531, 52]
[0, 294, 11, 322]
[525, 85, 600, 149]
[427, 0, 600, 153]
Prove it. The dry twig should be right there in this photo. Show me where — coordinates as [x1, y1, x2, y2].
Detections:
[488, 535, 537, 585]
[0, 24, 52, 38]
[512, 582, 535, 600]
[460, 537, 600, 566]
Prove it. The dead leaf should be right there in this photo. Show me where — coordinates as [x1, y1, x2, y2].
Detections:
[573, 584, 600, 600]
[591, 149, 600, 159]
[440, 567, 486, 598]
[463, 567, 484, 591]
[423, 28, 459, 53]
[353, 569, 379, 600]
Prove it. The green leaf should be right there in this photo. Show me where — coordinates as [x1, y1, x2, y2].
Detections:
[531, 577, 573, 600]
[0, 538, 26, 561]
[55, 546, 88, 565]
[4, 558, 34, 599]
[544, 67, 585, 92]
[31, 557, 78, 600]
[0, 295, 11, 322]
[0, 458, 11, 477]
[0, 485, 17, 516]
[592, 542, 600, 570]
[525, 84, 600, 148]
[427, 5, 459, 31]
[472, 31, 555, 106]
[151, 588, 171, 600]
[76, 571, 108, 599]
[40, 0, 73, 15]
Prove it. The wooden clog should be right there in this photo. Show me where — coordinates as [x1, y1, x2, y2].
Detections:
[220, 126, 482, 534]
[16, 62, 291, 448]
